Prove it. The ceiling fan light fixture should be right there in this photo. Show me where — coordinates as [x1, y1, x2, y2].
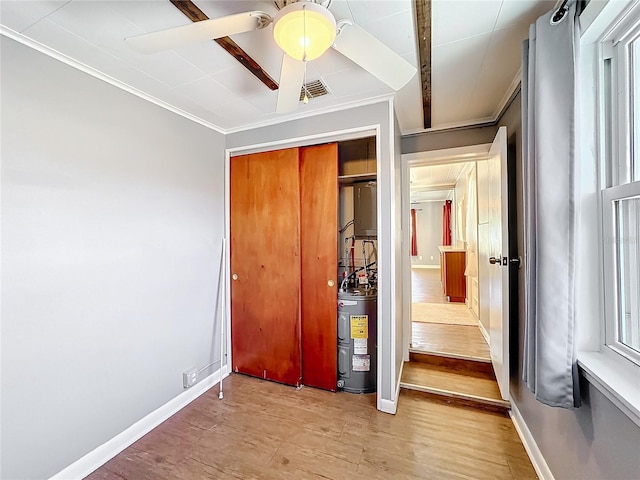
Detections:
[273, 2, 336, 61]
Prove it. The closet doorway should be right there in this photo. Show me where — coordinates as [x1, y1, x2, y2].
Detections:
[230, 144, 338, 391]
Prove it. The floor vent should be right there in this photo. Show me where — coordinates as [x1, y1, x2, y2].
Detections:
[300, 79, 330, 102]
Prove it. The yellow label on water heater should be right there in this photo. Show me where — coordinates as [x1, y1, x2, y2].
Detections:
[350, 315, 368, 339]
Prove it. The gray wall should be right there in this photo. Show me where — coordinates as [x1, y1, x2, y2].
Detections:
[1, 38, 226, 479]
[411, 202, 443, 266]
[402, 124, 498, 155]
[502, 91, 640, 480]
[227, 100, 401, 408]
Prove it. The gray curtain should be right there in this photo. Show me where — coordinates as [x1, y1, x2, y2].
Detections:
[522, 1, 581, 408]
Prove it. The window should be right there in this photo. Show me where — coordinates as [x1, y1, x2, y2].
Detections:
[600, 10, 640, 367]
[577, 0, 640, 424]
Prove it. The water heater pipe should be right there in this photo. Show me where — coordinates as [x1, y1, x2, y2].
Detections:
[350, 236, 355, 273]
[361, 241, 368, 280]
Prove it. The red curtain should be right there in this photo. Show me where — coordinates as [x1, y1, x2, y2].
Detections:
[410, 208, 418, 256]
[442, 200, 452, 246]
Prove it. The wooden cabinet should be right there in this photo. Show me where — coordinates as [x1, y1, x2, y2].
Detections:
[230, 144, 338, 391]
[439, 248, 466, 303]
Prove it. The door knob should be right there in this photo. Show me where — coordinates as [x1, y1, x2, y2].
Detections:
[489, 256, 499, 265]
[510, 256, 522, 269]
[232, 274, 238, 281]
[328, 280, 335, 287]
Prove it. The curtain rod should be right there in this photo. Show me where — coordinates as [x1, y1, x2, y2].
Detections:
[553, 0, 588, 24]
[552, 0, 569, 23]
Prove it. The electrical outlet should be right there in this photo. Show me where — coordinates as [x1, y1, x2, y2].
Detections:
[183, 368, 198, 388]
[430, 256, 434, 260]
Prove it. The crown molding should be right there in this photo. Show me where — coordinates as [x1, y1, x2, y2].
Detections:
[2, 25, 524, 140]
[402, 67, 523, 137]
[0, 26, 229, 135]
[494, 67, 522, 121]
[224, 92, 396, 135]
[402, 116, 496, 136]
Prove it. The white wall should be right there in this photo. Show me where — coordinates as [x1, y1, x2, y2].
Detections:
[393, 110, 404, 404]
[411, 202, 443, 266]
[453, 167, 468, 248]
[1, 37, 226, 479]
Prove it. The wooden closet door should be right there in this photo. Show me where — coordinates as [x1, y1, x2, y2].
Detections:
[300, 143, 338, 391]
[230, 148, 302, 387]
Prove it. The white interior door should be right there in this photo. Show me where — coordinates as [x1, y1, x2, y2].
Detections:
[487, 127, 509, 400]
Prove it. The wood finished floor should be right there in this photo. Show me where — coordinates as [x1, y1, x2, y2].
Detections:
[411, 267, 489, 360]
[411, 267, 446, 303]
[412, 323, 491, 360]
[402, 362, 502, 401]
[86, 374, 537, 480]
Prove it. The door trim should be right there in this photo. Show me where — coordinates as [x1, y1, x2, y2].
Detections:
[225, 124, 382, 403]
[401, 143, 492, 363]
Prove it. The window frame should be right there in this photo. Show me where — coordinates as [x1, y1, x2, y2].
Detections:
[577, 0, 640, 427]
[598, 7, 640, 367]
[601, 183, 640, 365]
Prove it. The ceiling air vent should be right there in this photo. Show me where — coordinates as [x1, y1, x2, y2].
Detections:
[299, 79, 330, 102]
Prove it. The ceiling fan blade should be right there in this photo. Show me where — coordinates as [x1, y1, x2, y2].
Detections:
[126, 11, 270, 54]
[333, 23, 417, 91]
[276, 54, 305, 113]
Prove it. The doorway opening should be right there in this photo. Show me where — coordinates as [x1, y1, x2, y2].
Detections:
[409, 161, 490, 361]
[400, 131, 511, 412]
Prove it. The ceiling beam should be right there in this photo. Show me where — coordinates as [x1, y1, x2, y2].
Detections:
[170, 0, 279, 91]
[415, 0, 432, 129]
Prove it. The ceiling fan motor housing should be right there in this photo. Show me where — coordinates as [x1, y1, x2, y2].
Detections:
[273, 1, 337, 61]
[274, 0, 333, 10]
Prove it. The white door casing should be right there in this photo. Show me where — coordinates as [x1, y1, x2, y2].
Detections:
[402, 141, 510, 401]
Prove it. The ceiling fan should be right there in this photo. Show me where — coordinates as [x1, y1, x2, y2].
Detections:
[125, 0, 417, 113]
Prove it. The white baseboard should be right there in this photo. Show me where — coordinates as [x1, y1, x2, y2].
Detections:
[379, 361, 405, 415]
[509, 398, 555, 480]
[478, 320, 490, 345]
[49, 366, 230, 480]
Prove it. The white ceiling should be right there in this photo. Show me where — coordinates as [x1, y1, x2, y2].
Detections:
[410, 162, 472, 203]
[0, 0, 555, 134]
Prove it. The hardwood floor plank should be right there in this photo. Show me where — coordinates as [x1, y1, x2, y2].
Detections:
[124, 419, 208, 466]
[412, 323, 490, 360]
[101, 447, 212, 480]
[84, 469, 126, 480]
[411, 267, 446, 303]
[85, 374, 536, 480]
[360, 443, 515, 480]
[409, 351, 494, 374]
[268, 440, 361, 478]
[402, 361, 503, 399]
[411, 267, 491, 359]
